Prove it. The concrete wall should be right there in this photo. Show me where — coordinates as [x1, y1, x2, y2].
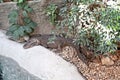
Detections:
[0, 0, 62, 34]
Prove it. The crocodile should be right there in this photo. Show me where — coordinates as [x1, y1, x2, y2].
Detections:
[23, 34, 88, 64]
[23, 34, 75, 50]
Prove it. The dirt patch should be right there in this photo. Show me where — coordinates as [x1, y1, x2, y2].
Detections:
[51, 46, 120, 80]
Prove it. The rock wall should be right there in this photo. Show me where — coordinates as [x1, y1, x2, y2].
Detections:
[0, 55, 41, 80]
[0, 0, 62, 34]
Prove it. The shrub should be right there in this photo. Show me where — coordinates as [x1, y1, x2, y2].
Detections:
[46, 4, 58, 25]
[6, 0, 37, 40]
[46, 0, 119, 56]
[98, 7, 120, 41]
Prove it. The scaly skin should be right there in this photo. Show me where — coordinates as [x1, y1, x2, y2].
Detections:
[23, 34, 74, 50]
[23, 34, 88, 65]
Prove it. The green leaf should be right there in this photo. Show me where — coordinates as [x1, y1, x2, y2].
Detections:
[8, 25, 19, 32]
[18, 0, 24, 3]
[6, 31, 12, 36]
[24, 26, 33, 33]
[24, 5, 33, 13]
[13, 30, 20, 39]
[23, 18, 31, 24]
[24, 5, 29, 10]
[18, 27, 25, 36]
[9, 18, 17, 24]
[22, 10, 28, 17]
[28, 21, 37, 29]
[8, 10, 18, 24]
[0, 0, 3, 3]
[8, 10, 18, 18]
[26, 8, 33, 13]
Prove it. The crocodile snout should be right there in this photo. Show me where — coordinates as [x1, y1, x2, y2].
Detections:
[23, 39, 40, 49]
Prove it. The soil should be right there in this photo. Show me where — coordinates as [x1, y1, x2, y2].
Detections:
[51, 46, 120, 80]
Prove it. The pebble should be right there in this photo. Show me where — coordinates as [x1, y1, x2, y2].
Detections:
[101, 56, 114, 66]
[53, 47, 120, 80]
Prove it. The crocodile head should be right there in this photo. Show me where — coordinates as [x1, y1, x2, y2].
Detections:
[23, 38, 40, 49]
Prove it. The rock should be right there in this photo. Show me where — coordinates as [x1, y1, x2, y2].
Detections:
[0, 55, 41, 80]
[101, 56, 114, 66]
[92, 56, 101, 64]
[0, 63, 3, 80]
[0, 30, 85, 80]
[110, 54, 118, 61]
